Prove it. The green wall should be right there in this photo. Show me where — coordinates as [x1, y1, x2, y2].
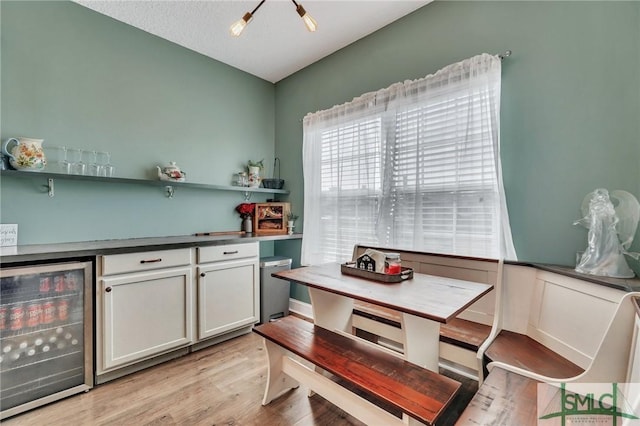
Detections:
[0, 1, 278, 245]
[275, 1, 640, 302]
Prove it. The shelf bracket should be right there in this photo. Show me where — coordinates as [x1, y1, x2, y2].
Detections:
[165, 185, 175, 199]
[243, 191, 252, 201]
[46, 178, 55, 198]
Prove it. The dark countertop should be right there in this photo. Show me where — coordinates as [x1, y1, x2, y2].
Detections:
[505, 260, 640, 293]
[0, 233, 302, 264]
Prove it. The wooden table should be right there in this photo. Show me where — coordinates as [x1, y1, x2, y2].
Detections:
[273, 263, 493, 372]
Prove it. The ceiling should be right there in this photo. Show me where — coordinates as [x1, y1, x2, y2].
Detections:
[73, 0, 432, 83]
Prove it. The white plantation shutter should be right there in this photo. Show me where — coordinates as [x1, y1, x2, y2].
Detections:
[301, 54, 516, 265]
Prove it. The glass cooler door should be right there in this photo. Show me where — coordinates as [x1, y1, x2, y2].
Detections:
[0, 261, 93, 419]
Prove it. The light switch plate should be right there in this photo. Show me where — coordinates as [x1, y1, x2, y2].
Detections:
[0, 224, 18, 246]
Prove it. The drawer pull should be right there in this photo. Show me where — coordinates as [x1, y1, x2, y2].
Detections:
[223, 251, 239, 255]
[105, 287, 112, 293]
[140, 258, 162, 264]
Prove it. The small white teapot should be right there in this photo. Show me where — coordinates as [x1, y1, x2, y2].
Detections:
[157, 161, 186, 182]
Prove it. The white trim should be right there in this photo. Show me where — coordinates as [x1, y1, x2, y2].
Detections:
[289, 298, 313, 320]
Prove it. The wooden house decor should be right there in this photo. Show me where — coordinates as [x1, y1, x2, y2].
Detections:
[356, 249, 386, 273]
[253, 202, 290, 235]
[356, 253, 376, 272]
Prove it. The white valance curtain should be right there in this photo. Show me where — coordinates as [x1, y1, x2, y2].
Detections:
[301, 53, 517, 265]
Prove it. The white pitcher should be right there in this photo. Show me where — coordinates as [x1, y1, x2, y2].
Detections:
[2, 137, 47, 172]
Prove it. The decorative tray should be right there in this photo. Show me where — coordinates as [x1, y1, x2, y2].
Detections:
[340, 262, 414, 283]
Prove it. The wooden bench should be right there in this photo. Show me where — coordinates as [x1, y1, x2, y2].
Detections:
[253, 315, 461, 426]
[483, 330, 584, 379]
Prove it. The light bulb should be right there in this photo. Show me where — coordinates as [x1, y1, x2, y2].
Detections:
[230, 12, 252, 37]
[301, 13, 317, 32]
[295, 5, 317, 32]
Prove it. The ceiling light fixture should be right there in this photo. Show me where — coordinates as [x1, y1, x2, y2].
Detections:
[292, 0, 317, 32]
[229, 0, 265, 37]
[230, 0, 317, 37]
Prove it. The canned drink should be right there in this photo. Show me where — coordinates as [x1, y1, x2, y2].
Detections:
[39, 276, 52, 294]
[66, 273, 78, 291]
[57, 299, 69, 322]
[0, 306, 7, 331]
[26, 303, 42, 328]
[42, 301, 56, 325]
[9, 304, 25, 331]
[54, 275, 65, 293]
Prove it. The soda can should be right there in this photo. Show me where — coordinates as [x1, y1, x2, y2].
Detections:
[0, 306, 7, 331]
[54, 275, 65, 293]
[39, 276, 51, 294]
[57, 299, 69, 322]
[42, 301, 56, 325]
[66, 273, 78, 291]
[9, 304, 25, 331]
[26, 303, 42, 328]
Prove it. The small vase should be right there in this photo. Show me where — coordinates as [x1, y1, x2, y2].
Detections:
[287, 220, 295, 235]
[248, 166, 261, 188]
[242, 216, 253, 233]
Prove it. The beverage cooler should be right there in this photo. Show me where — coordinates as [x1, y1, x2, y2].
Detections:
[0, 261, 93, 419]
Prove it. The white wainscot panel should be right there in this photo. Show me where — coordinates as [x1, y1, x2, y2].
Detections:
[534, 276, 621, 360]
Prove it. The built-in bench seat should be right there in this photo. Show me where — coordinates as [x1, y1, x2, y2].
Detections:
[441, 318, 492, 352]
[484, 330, 584, 379]
[253, 315, 461, 426]
[457, 292, 640, 425]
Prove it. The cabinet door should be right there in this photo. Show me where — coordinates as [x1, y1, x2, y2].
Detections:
[198, 258, 259, 340]
[100, 267, 193, 371]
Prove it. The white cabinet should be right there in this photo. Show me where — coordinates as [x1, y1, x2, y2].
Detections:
[96, 249, 194, 375]
[96, 243, 260, 380]
[197, 242, 259, 340]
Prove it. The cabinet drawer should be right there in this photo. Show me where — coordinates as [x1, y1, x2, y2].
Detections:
[101, 249, 192, 276]
[198, 242, 258, 264]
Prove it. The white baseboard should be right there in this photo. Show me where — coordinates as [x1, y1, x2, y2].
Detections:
[289, 298, 313, 320]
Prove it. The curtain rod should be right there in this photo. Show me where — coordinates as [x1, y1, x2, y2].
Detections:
[299, 50, 513, 122]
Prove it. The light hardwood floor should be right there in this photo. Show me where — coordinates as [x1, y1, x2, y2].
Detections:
[3, 332, 475, 425]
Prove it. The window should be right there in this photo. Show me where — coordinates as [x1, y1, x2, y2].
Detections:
[301, 54, 516, 265]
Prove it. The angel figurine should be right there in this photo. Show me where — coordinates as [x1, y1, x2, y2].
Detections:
[574, 188, 640, 278]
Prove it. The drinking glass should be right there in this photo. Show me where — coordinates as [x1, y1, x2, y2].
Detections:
[69, 148, 86, 175]
[88, 150, 102, 176]
[53, 146, 71, 174]
[98, 151, 114, 177]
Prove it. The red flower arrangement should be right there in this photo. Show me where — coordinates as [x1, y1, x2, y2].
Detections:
[236, 203, 255, 218]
